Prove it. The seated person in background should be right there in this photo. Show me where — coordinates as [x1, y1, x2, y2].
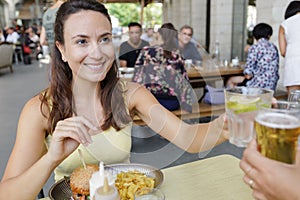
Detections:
[177, 25, 201, 61]
[226, 23, 279, 91]
[119, 22, 149, 68]
[26, 27, 39, 44]
[149, 31, 163, 46]
[5, 27, 19, 44]
[141, 27, 154, 43]
[240, 140, 300, 200]
[132, 23, 196, 112]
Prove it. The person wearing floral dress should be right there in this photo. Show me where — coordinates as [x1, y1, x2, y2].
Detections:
[227, 23, 279, 91]
[132, 23, 196, 112]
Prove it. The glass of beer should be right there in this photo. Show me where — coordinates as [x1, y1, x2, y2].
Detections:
[225, 87, 273, 147]
[255, 101, 300, 164]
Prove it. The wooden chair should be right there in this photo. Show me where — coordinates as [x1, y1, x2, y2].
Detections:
[0, 42, 14, 73]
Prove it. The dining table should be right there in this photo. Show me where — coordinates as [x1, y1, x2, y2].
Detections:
[186, 65, 244, 88]
[40, 154, 253, 200]
[119, 65, 244, 89]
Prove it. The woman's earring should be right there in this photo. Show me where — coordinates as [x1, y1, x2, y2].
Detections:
[62, 57, 67, 62]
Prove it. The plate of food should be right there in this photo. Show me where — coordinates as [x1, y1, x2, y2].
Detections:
[48, 163, 164, 200]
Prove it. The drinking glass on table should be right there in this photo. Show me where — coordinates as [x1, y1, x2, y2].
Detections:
[134, 188, 165, 200]
[192, 60, 202, 70]
[288, 89, 300, 102]
[224, 87, 273, 147]
[255, 101, 300, 164]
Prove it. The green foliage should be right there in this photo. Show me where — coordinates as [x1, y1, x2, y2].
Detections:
[106, 3, 140, 26]
[144, 3, 162, 28]
[105, 3, 162, 28]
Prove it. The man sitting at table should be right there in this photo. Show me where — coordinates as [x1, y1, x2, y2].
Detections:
[177, 25, 201, 62]
[119, 22, 149, 68]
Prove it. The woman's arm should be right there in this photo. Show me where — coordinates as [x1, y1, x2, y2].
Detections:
[0, 95, 96, 199]
[39, 26, 46, 46]
[127, 82, 227, 153]
[0, 95, 55, 199]
[278, 26, 286, 57]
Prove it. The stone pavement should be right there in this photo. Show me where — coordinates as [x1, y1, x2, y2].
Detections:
[0, 59, 244, 197]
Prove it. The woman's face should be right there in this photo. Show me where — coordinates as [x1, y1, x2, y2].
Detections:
[57, 10, 114, 83]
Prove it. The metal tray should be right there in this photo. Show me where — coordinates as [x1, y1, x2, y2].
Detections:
[49, 163, 164, 200]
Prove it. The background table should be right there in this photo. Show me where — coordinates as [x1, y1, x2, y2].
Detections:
[187, 66, 244, 88]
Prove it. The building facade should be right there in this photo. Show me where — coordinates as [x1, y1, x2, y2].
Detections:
[0, 0, 45, 28]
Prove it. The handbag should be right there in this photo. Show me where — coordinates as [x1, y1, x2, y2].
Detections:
[203, 85, 225, 105]
[23, 45, 31, 54]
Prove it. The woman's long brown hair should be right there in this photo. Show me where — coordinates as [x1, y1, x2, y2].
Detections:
[41, 0, 131, 134]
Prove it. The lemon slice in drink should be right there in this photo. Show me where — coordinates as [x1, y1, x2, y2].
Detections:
[227, 96, 261, 114]
[229, 96, 261, 104]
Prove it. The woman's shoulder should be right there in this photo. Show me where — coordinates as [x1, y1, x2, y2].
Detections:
[282, 14, 300, 26]
[22, 90, 50, 123]
[124, 82, 151, 99]
[142, 45, 163, 53]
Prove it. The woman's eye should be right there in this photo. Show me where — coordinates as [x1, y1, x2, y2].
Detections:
[100, 36, 112, 44]
[76, 39, 88, 45]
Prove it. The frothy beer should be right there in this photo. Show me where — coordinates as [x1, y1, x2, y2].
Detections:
[255, 112, 300, 164]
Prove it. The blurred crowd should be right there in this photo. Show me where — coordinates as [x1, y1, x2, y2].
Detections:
[0, 21, 45, 65]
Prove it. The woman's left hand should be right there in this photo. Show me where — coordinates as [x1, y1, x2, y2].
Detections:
[240, 140, 300, 200]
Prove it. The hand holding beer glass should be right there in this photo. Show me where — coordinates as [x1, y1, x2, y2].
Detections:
[255, 101, 300, 164]
[225, 87, 273, 147]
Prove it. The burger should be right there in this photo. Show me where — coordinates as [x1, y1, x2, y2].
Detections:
[70, 164, 99, 200]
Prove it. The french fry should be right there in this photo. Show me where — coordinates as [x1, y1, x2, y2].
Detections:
[115, 170, 155, 200]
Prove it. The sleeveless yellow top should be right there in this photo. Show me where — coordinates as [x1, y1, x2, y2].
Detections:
[45, 123, 132, 182]
[44, 82, 132, 182]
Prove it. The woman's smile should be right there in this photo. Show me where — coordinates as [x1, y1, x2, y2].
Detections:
[84, 63, 106, 72]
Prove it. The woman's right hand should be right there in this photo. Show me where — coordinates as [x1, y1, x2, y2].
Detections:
[46, 116, 97, 164]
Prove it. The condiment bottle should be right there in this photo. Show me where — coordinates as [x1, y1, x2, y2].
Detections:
[93, 177, 120, 200]
[89, 162, 114, 198]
